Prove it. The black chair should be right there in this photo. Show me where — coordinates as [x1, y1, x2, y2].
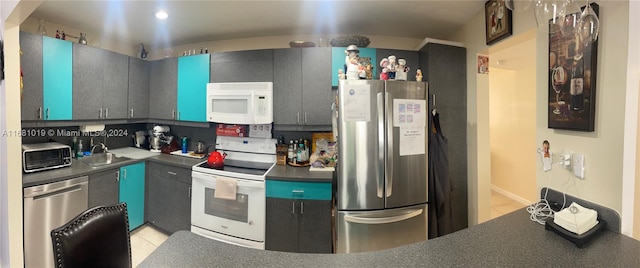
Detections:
[50, 203, 132, 268]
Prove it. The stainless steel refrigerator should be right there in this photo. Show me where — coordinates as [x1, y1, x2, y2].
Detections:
[335, 80, 428, 253]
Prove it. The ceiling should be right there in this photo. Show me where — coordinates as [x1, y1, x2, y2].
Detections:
[28, 0, 486, 49]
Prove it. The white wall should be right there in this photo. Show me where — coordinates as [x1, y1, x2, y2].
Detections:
[451, 1, 632, 226]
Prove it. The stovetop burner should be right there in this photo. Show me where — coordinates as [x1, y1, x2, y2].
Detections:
[195, 159, 273, 176]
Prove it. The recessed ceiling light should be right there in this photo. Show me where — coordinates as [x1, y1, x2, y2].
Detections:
[155, 11, 168, 19]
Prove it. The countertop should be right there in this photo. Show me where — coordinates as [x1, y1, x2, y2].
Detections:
[139, 209, 640, 267]
[266, 164, 333, 182]
[22, 147, 203, 188]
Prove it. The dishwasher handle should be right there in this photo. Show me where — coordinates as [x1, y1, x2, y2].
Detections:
[25, 184, 85, 200]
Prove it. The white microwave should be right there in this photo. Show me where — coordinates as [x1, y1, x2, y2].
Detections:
[206, 82, 273, 124]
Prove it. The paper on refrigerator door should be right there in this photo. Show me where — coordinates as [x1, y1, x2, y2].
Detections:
[399, 126, 425, 156]
[393, 99, 427, 127]
[342, 84, 371, 122]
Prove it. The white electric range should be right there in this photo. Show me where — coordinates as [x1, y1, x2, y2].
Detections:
[191, 136, 276, 249]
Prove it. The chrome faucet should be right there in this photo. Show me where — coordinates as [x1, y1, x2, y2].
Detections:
[90, 142, 108, 155]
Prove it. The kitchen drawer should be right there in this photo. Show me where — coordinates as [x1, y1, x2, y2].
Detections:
[147, 162, 192, 184]
[266, 180, 331, 200]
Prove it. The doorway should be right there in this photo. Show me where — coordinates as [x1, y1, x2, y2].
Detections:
[483, 33, 538, 219]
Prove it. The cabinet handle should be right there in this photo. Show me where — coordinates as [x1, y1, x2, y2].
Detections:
[297, 112, 300, 124]
[116, 170, 120, 182]
[130, 108, 134, 118]
[172, 109, 176, 119]
[123, 169, 127, 180]
[301, 201, 304, 214]
[99, 108, 103, 118]
[167, 171, 177, 176]
[304, 113, 308, 125]
[188, 186, 191, 198]
[105, 108, 109, 118]
[292, 201, 296, 215]
[432, 94, 436, 107]
[178, 111, 181, 120]
[38, 107, 42, 120]
[46, 108, 50, 119]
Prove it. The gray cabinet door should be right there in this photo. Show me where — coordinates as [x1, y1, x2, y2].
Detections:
[88, 168, 120, 209]
[20, 31, 43, 121]
[297, 199, 332, 253]
[301, 48, 332, 125]
[420, 43, 466, 108]
[146, 175, 191, 234]
[128, 57, 150, 119]
[73, 44, 105, 120]
[265, 197, 299, 252]
[211, 50, 273, 82]
[273, 49, 303, 125]
[101, 50, 129, 119]
[149, 58, 177, 120]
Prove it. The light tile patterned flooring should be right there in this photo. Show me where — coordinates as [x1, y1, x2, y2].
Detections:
[131, 224, 169, 267]
[491, 190, 527, 219]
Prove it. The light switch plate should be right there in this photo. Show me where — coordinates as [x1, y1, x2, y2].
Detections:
[573, 154, 585, 179]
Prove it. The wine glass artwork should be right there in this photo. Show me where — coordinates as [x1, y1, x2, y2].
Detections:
[552, 66, 565, 115]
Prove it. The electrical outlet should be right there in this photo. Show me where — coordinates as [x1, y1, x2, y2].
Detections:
[573, 154, 585, 179]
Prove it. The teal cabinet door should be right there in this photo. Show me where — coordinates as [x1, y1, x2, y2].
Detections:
[119, 162, 145, 231]
[177, 54, 210, 122]
[331, 47, 376, 87]
[42, 36, 72, 120]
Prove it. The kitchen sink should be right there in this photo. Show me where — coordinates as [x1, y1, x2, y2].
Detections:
[79, 153, 130, 167]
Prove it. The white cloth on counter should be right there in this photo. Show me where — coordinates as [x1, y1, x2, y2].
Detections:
[214, 177, 237, 200]
[553, 202, 598, 235]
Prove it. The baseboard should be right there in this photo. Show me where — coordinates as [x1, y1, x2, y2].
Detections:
[491, 185, 533, 206]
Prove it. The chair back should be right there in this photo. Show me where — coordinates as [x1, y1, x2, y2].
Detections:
[50, 203, 131, 268]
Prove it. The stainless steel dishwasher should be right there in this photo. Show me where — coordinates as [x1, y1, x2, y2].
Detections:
[23, 176, 89, 268]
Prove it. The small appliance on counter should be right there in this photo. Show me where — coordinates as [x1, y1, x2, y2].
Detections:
[22, 142, 72, 173]
[150, 125, 172, 152]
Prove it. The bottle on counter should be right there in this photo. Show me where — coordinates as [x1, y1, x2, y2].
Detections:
[303, 139, 310, 162]
[72, 137, 78, 159]
[296, 143, 303, 164]
[288, 140, 295, 163]
[77, 140, 84, 158]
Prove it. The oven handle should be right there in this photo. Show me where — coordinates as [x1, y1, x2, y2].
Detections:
[192, 174, 265, 189]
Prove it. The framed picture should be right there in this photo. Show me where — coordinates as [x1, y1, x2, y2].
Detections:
[485, 0, 512, 45]
[477, 55, 489, 74]
[548, 3, 599, 132]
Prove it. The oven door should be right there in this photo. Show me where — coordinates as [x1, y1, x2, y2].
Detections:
[191, 172, 265, 242]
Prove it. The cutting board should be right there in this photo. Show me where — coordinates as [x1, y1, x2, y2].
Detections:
[170, 150, 205, 159]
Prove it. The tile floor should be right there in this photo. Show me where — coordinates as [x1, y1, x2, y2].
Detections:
[131, 224, 169, 267]
[491, 190, 527, 219]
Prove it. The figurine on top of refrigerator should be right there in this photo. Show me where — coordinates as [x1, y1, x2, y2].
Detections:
[344, 45, 361, 80]
[395, 58, 410, 81]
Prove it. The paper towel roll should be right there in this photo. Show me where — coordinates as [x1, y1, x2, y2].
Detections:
[79, 124, 105, 133]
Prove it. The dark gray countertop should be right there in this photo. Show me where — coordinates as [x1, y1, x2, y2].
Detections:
[266, 164, 333, 182]
[22, 148, 202, 188]
[139, 209, 640, 267]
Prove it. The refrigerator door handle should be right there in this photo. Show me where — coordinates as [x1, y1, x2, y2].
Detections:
[377, 92, 385, 198]
[385, 92, 393, 197]
[344, 208, 423, 225]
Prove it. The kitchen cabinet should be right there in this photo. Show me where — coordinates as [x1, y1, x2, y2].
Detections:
[119, 162, 145, 231]
[42, 36, 73, 120]
[149, 57, 178, 120]
[145, 162, 191, 234]
[419, 42, 468, 234]
[210, 49, 273, 82]
[375, 49, 420, 81]
[20, 31, 43, 121]
[273, 48, 333, 126]
[331, 47, 377, 87]
[265, 180, 332, 253]
[128, 57, 150, 119]
[88, 168, 119, 208]
[177, 54, 210, 122]
[73, 44, 129, 119]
